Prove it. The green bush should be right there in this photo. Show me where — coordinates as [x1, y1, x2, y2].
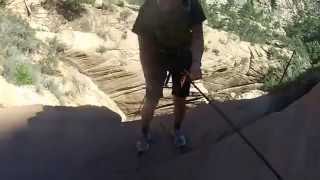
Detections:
[119, 9, 131, 21]
[0, 0, 6, 8]
[126, 0, 144, 6]
[41, 37, 65, 75]
[0, 12, 41, 53]
[285, 15, 320, 65]
[202, 0, 319, 90]
[58, 0, 87, 21]
[267, 14, 320, 88]
[262, 53, 312, 90]
[63, 0, 95, 10]
[201, 1, 226, 29]
[2, 47, 39, 85]
[264, 65, 320, 93]
[262, 67, 282, 90]
[14, 64, 34, 85]
[42, 0, 95, 21]
[115, 0, 124, 7]
[203, 0, 277, 44]
[96, 45, 107, 54]
[0, 12, 41, 85]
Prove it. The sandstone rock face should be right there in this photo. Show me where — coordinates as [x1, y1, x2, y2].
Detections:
[2, 1, 126, 120]
[7, 0, 67, 32]
[4, 0, 290, 119]
[235, 89, 266, 100]
[201, 27, 275, 100]
[56, 6, 207, 118]
[94, 0, 104, 8]
[0, 61, 126, 120]
[46, 61, 127, 120]
[56, 30, 108, 52]
[51, 4, 280, 117]
[0, 77, 60, 106]
[35, 31, 57, 43]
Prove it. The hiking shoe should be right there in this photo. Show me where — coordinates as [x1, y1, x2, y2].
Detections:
[174, 130, 187, 148]
[136, 134, 152, 154]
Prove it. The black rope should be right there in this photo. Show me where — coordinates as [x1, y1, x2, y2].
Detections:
[279, 50, 296, 84]
[136, 70, 283, 179]
[185, 70, 283, 180]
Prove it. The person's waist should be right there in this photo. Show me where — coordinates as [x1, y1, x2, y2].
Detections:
[158, 47, 190, 55]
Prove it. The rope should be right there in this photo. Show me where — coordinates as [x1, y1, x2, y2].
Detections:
[136, 70, 283, 179]
[279, 50, 296, 84]
[184, 70, 283, 180]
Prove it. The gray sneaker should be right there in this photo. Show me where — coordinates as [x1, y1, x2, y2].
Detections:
[174, 130, 187, 148]
[136, 134, 152, 154]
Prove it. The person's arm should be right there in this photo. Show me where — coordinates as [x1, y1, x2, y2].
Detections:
[133, 2, 157, 68]
[188, 0, 206, 80]
[189, 23, 204, 80]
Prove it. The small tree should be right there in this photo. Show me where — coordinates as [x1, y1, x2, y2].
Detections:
[0, 12, 41, 85]
[0, 0, 6, 8]
[42, 0, 96, 21]
[14, 64, 34, 85]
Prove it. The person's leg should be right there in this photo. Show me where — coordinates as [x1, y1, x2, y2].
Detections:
[173, 94, 188, 147]
[172, 71, 190, 144]
[171, 50, 192, 132]
[139, 58, 167, 138]
[173, 95, 186, 131]
[141, 96, 160, 137]
[136, 65, 166, 152]
[170, 49, 192, 147]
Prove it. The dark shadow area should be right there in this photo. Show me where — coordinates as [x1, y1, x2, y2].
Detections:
[266, 66, 320, 112]
[0, 105, 141, 180]
[214, 72, 320, 142]
[144, 83, 320, 180]
[0, 79, 319, 180]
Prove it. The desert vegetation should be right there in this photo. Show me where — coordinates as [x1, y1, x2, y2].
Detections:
[202, 0, 320, 90]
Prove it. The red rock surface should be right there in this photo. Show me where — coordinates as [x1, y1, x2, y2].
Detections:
[0, 83, 319, 180]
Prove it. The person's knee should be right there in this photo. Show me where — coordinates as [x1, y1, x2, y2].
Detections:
[173, 95, 186, 103]
[145, 94, 161, 106]
[145, 86, 163, 104]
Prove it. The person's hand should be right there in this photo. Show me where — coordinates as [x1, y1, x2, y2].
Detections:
[188, 62, 202, 81]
